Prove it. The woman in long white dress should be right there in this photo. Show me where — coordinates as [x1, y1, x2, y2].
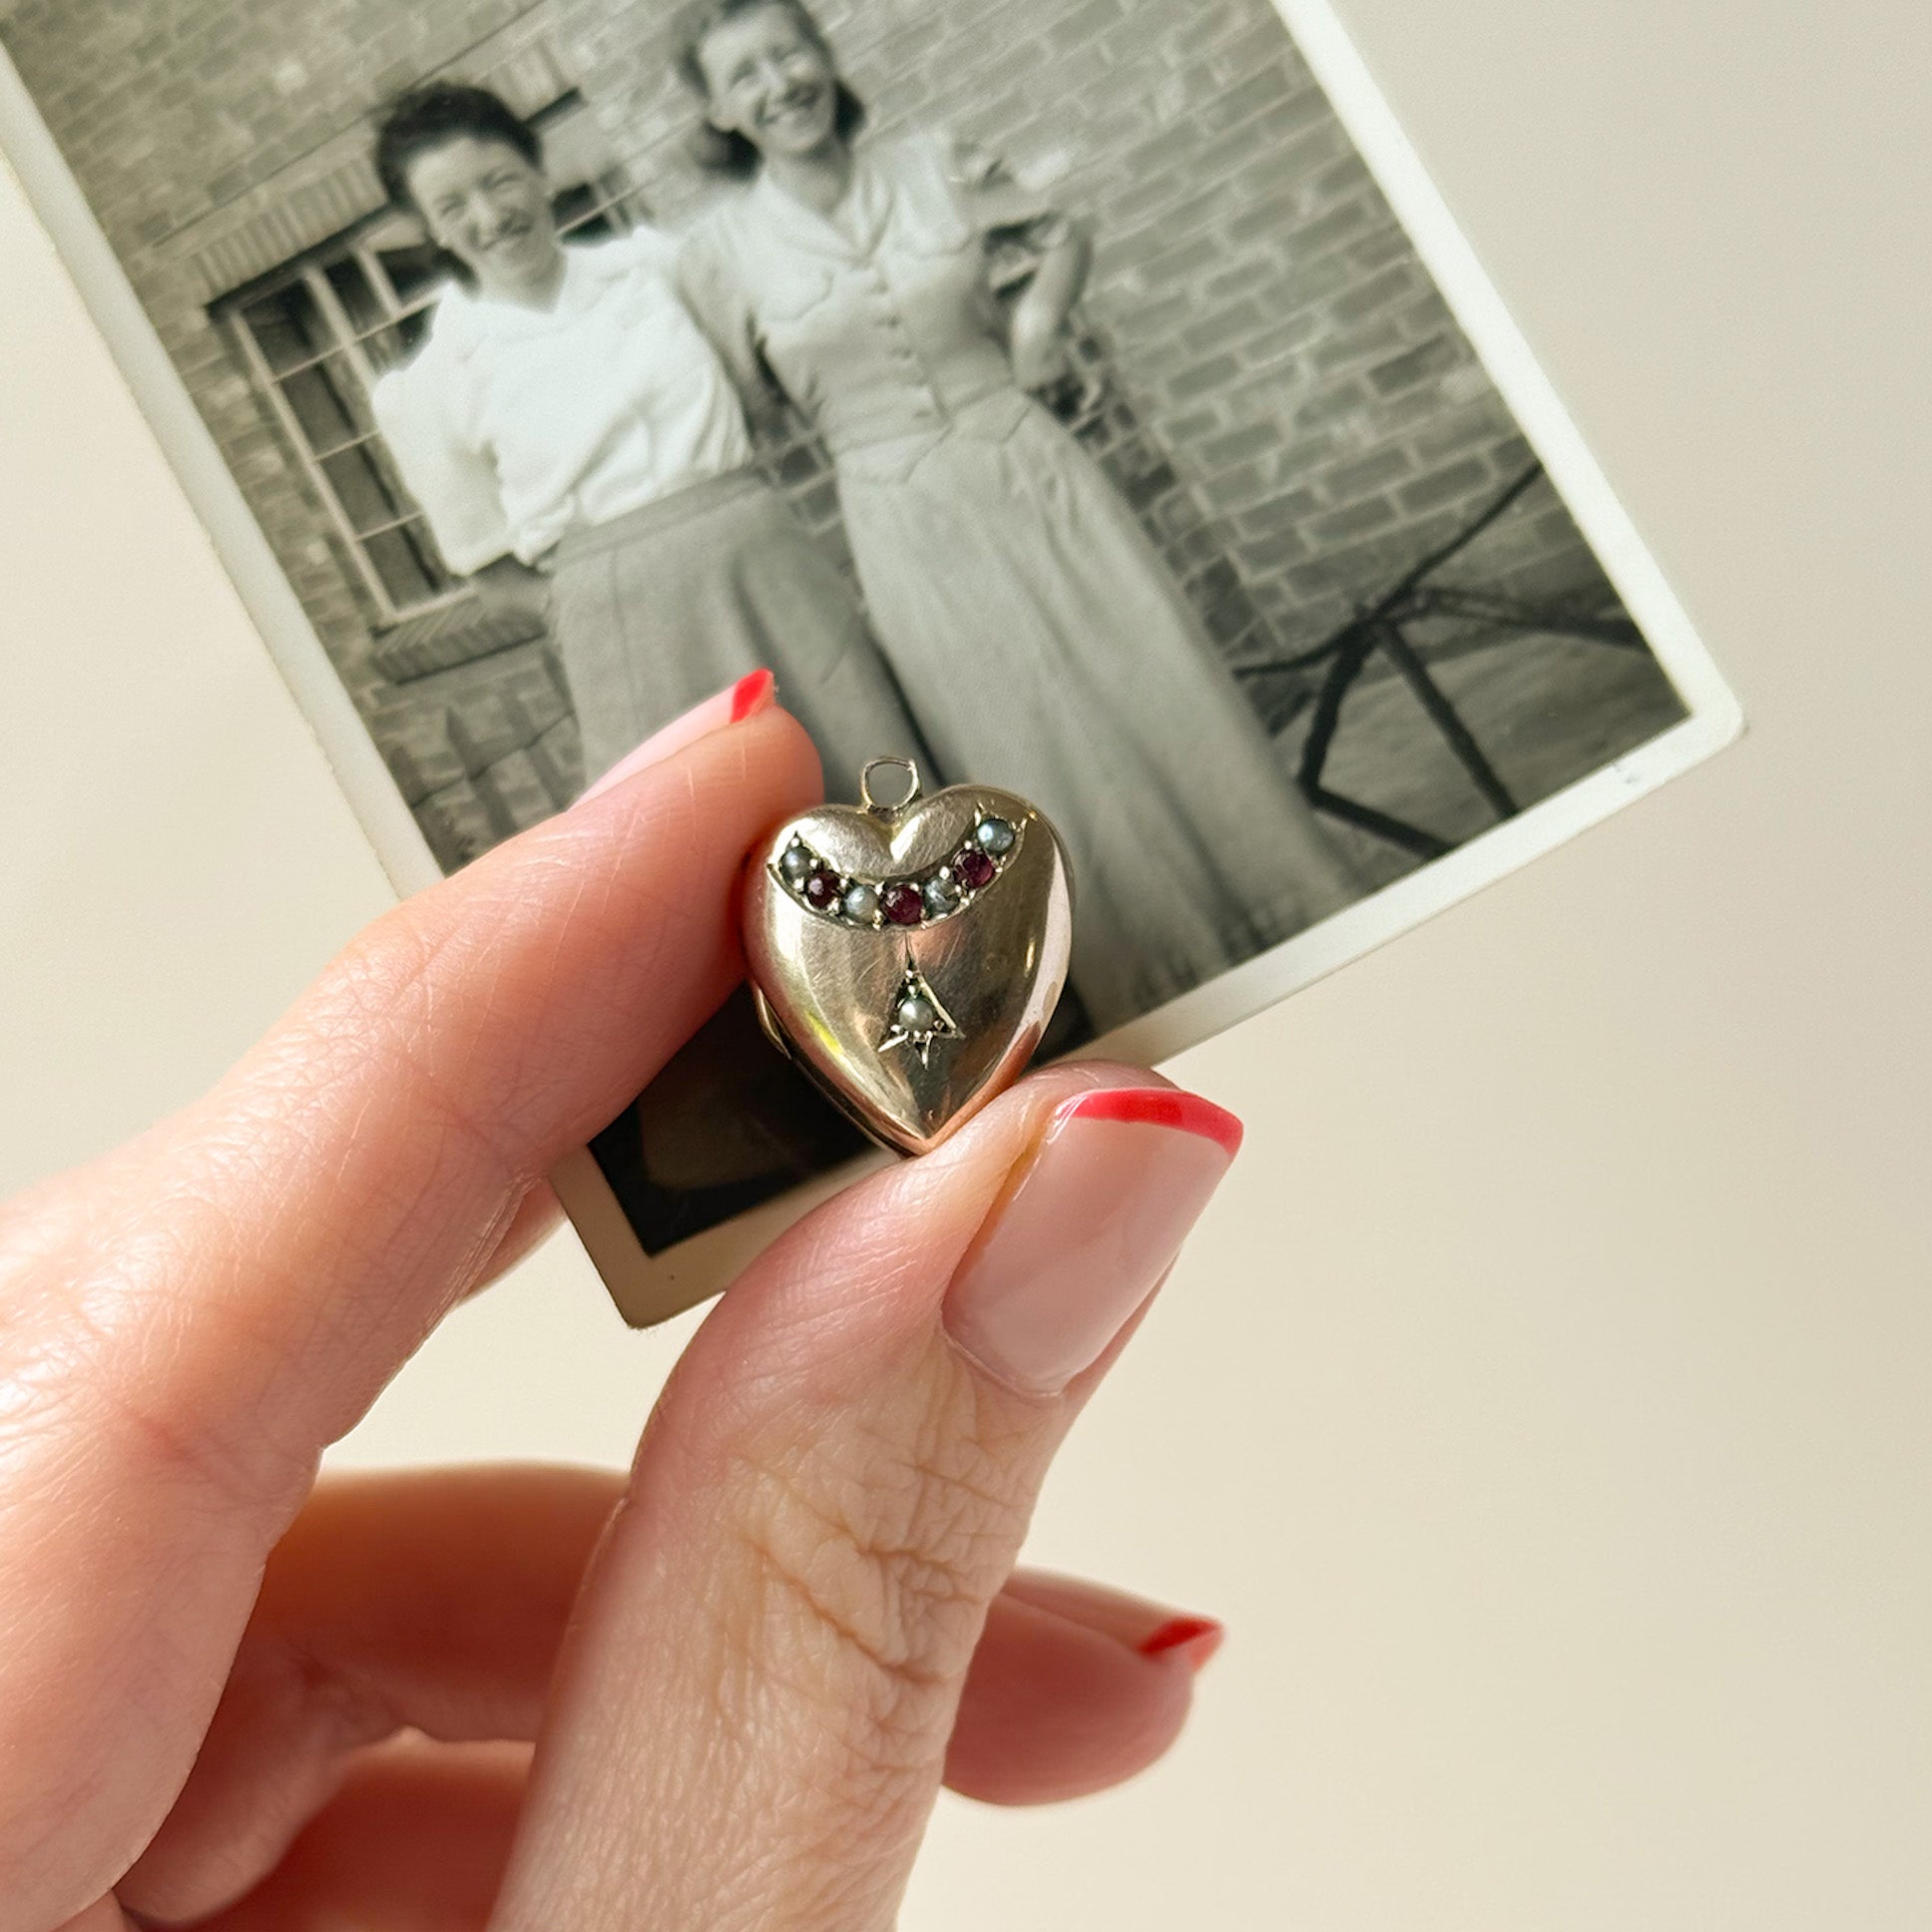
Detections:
[368, 82, 923, 793]
[675, 1, 1363, 1033]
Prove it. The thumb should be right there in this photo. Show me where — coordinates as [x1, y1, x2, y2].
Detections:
[489, 1066, 1241, 1931]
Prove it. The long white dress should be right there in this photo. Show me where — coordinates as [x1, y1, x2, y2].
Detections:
[682, 134, 1361, 1030]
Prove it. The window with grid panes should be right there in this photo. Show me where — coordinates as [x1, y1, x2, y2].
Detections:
[221, 97, 639, 623]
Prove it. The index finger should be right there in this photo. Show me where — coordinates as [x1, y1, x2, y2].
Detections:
[0, 691, 818, 1926]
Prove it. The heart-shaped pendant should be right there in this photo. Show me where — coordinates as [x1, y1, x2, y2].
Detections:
[742, 757, 1074, 1156]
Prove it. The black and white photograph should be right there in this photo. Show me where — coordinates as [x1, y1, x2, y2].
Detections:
[0, 0, 1735, 1310]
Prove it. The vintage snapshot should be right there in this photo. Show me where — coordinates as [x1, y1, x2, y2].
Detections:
[0, 0, 1738, 1320]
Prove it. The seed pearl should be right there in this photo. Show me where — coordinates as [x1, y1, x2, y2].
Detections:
[779, 842, 813, 884]
[923, 874, 962, 916]
[975, 815, 1016, 855]
[842, 882, 880, 924]
[896, 994, 937, 1034]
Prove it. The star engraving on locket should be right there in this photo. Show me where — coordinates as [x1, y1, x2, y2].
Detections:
[878, 964, 962, 1066]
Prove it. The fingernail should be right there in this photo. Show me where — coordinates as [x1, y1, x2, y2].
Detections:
[572, 669, 775, 807]
[1138, 1615, 1225, 1673]
[944, 1088, 1242, 1396]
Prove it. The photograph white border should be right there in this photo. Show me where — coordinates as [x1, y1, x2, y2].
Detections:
[0, 0, 1741, 1326]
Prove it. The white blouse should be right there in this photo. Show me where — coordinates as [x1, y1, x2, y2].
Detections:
[372, 227, 754, 572]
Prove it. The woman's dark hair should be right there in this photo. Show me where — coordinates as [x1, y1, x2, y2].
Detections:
[676, 0, 867, 180]
[374, 82, 543, 211]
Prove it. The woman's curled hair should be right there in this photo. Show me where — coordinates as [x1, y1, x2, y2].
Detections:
[375, 82, 543, 211]
[676, 0, 867, 179]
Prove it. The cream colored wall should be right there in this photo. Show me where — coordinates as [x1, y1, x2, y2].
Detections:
[2, 0, 1927, 1924]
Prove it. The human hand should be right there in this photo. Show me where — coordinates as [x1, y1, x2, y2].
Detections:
[469, 554, 552, 632]
[1010, 315, 1074, 394]
[0, 682, 1239, 1931]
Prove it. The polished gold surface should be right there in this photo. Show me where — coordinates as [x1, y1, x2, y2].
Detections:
[742, 762, 1074, 1156]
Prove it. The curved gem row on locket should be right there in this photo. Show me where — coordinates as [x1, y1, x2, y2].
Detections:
[772, 810, 1023, 930]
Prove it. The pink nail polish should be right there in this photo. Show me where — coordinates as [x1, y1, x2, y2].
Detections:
[572, 669, 775, 807]
[943, 1087, 1241, 1396]
[1138, 1615, 1225, 1672]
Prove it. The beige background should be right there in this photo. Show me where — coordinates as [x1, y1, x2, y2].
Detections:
[2, 0, 1926, 1924]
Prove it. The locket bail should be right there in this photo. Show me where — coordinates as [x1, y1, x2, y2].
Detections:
[859, 754, 921, 815]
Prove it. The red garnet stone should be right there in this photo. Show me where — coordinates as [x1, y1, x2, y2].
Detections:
[954, 847, 996, 889]
[881, 882, 925, 926]
[803, 868, 841, 911]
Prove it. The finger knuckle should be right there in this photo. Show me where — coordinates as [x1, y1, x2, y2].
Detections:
[724, 1368, 1034, 1755]
[0, 1181, 310, 1522]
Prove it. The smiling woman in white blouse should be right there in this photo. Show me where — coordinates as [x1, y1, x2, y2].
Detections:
[368, 83, 923, 794]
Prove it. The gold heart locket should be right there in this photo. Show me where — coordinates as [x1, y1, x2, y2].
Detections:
[742, 757, 1074, 1156]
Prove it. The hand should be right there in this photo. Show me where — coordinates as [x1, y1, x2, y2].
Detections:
[469, 554, 552, 631]
[1010, 315, 1073, 394]
[0, 682, 1239, 1930]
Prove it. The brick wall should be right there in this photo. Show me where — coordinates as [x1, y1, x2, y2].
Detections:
[5, 0, 1616, 866]
[4, 0, 546, 736]
[545, 0, 1607, 648]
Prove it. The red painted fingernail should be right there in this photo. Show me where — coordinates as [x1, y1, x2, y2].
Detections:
[573, 669, 777, 806]
[1139, 1616, 1225, 1671]
[944, 1086, 1240, 1396]
[729, 667, 776, 722]
[1058, 1087, 1244, 1158]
